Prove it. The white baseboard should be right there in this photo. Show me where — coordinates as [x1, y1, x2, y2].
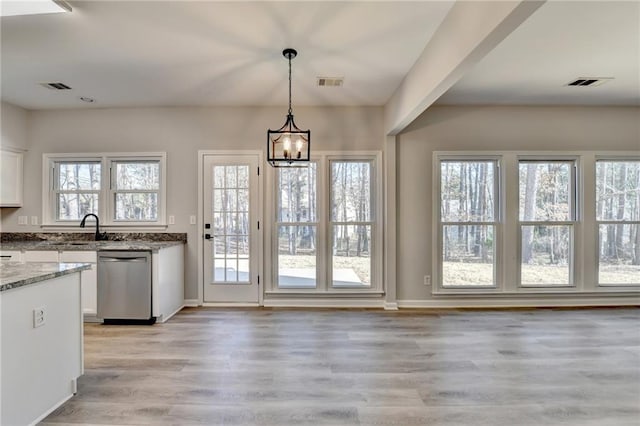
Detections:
[398, 295, 640, 309]
[158, 304, 184, 323]
[384, 301, 399, 310]
[82, 313, 101, 323]
[29, 389, 75, 426]
[183, 299, 200, 307]
[263, 298, 384, 308]
[202, 302, 260, 307]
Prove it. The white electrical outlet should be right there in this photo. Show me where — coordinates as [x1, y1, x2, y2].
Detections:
[33, 307, 46, 328]
[189, 215, 196, 225]
[168, 215, 175, 225]
[31, 216, 38, 225]
[424, 275, 431, 286]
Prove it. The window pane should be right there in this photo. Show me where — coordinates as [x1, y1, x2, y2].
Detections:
[521, 225, 571, 285]
[57, 162, 101, 190]
[278, 225, 317, 288]
[278, 163, 317, 222]
[596, 161, 640, 221]
[442, 225, 494, 287]
[599, 224, 640, 284]
[114, 193, 158, 221]
[519, 162, 572, 221]
[331, 161, 372, 222]
[57, 193, 99, 220]
[440, 161, 495, 222]
[115, 161, 159, 190]
[332, 225, 371, 287]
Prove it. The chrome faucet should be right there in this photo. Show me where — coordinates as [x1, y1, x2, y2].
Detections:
[80, 213, 108, 241]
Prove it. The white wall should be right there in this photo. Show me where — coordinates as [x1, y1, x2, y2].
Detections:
[1, 105, 384, 300]
[396, 105, 640, 301]
[0, 101, 28, 151]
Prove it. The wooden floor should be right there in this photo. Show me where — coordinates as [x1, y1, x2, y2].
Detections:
[42, 307, 640, 426]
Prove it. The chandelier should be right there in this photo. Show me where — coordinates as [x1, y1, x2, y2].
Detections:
[267, 48, 310, 167]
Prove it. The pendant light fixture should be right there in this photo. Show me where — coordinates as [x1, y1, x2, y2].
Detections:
[267, 48, 310, 167]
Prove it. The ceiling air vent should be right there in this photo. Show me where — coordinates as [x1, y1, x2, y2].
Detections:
[40, 82, 72, 90]
[317, 77, 344, 87]
[566, 77, 613, 87]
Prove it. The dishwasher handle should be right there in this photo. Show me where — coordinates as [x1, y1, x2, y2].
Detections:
[100, 256, 148, 262]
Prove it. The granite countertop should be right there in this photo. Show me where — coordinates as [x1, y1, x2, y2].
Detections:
[0, 261, 91, 292]
[0, 240, 185, 252]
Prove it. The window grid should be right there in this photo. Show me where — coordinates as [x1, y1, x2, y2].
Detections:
[213, 165, 250, 284]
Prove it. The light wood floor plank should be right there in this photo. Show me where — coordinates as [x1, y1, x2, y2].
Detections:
[42, 307, 640, 425]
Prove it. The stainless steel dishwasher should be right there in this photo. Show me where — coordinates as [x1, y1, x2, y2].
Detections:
[97, 250, 155, 324]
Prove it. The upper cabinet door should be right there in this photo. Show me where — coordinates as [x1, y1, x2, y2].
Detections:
[0, 149, 24, 207]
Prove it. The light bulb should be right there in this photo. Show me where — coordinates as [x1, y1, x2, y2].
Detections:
[296, 138, 303, 152]
[283, 136, 291, 151]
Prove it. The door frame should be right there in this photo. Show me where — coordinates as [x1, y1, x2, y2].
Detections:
[197, 150, 263, 306]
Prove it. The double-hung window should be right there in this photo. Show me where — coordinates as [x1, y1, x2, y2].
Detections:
[518, 159, 577, 286]
[595, 159, 640, 285]
[53, 160, 101, 220]
[273, 153, 381, 292]
[110, 159, 161, 222]
[44, 153, 166, 226]
[438, 158, 499, 288]
[330, 160, 374, 288]
[275, 163, 319, 288]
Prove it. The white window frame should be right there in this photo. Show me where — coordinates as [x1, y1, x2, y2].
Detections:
[266, 151, 383, 295]
[434, 154, 503, 293]
[42, 152, 167, 228]
[595, 155, 640, 287]
[517, 156, 579, 288]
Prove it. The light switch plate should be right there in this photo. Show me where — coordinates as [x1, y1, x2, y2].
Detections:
[168, 215, 175, 225]
[190, 215, 196, 225]
[31, 216, 38, 225]
[18, 216, 28, 225]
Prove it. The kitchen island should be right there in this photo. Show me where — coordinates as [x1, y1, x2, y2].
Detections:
[0, 261, 89, 426]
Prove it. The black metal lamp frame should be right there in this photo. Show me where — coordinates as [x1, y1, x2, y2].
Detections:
[267, 48, 311, 167]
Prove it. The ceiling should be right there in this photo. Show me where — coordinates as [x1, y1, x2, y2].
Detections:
[1, 1, 638, 110]
[437, 1, 640, 106]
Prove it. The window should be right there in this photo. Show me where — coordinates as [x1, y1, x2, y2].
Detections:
[596, 159, 640, 285]
[111, 160, 160, 221]
[439, 159, 498, 287]
[44, 153, 166, 226]
[276, 163, 318, 288]
[54, 160, 101, 220]
[330, 160, 373, 287]
[518, 160, 576, 286]
[212, 164, 250, 282]
[272, 153, 381, 292]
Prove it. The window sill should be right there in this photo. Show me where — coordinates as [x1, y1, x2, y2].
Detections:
[40, 224, 169, 232]
[265, 290, 384, 297]
[432, 289, 640, 296]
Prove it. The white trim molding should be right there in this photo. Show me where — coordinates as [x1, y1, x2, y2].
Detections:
[263, 298, 385, 308]
[398, 295, 640, 309]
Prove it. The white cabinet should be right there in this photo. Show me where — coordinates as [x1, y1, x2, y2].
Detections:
[0, 148, 24, 207]
[60, 251, 98, 317]
[0, 250, 22, 261]
[22, 250, 59, 262]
